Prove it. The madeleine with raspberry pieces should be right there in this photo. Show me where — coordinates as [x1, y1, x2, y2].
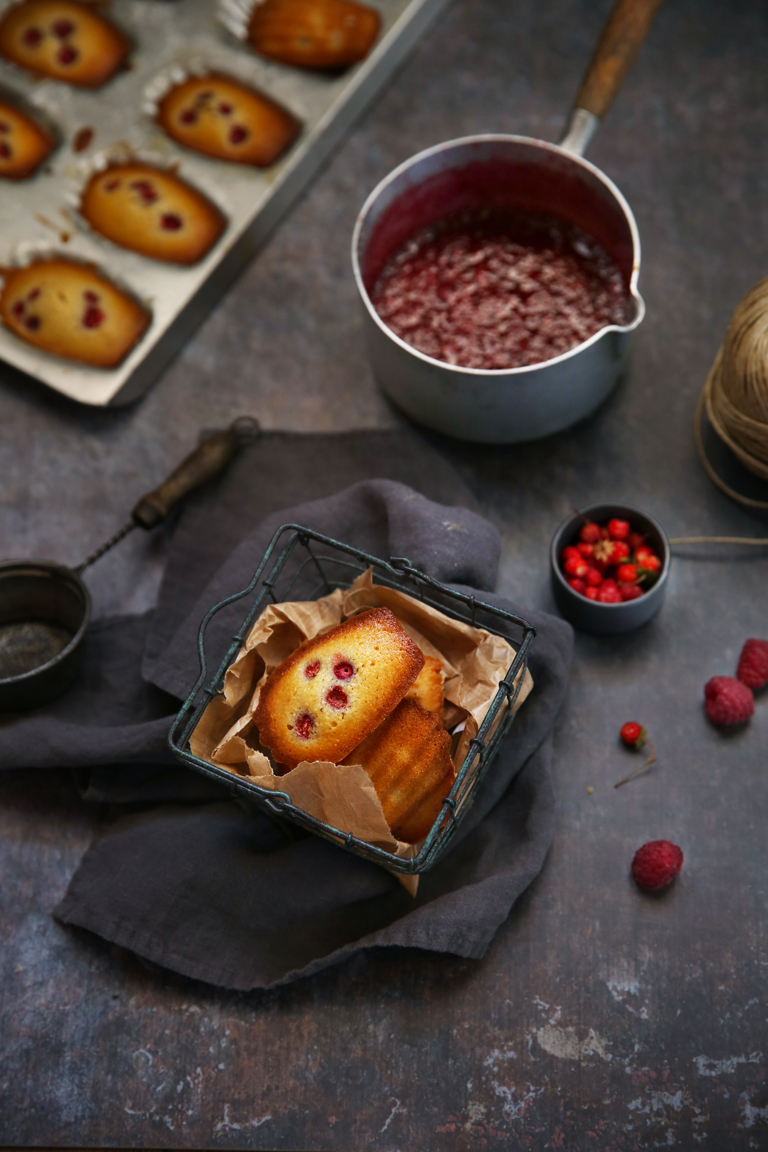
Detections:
[0, 258, 149, 367]
[80, 162, 225, 265]
[248, 0, 380, 70]
[156, 74, 300, 167]
[0, 0, 130, 87]
[254, 607, 424, 770]
[0, 97, 54, 180]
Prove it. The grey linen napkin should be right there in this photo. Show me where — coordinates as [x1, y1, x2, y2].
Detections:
[1, 431, 572, 990]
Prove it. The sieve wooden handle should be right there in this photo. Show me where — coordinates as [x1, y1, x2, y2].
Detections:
[131, 416, 260, 529]
[574, 0, 664, 120]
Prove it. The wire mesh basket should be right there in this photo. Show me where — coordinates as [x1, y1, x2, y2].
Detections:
[168, 523, 536, 874]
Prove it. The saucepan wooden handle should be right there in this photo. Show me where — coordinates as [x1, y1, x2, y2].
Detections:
[131, 416, 260, 529]
[575, 0, 663, 120]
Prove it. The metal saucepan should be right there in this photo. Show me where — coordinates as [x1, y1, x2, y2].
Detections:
[0, 416, 259, 711]
[352, 0, 662, 443]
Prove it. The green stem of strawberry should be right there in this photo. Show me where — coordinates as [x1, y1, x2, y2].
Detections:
[614, 740, 657, 789]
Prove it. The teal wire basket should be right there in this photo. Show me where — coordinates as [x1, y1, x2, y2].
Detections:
[168, 523, 536, 874]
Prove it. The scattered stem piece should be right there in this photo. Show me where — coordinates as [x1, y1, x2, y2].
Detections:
[614, 739, 656, 789]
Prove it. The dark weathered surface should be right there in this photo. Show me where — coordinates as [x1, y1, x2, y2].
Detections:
[2, 0, 768, 1147]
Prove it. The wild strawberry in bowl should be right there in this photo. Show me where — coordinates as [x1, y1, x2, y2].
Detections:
[550, 504, 670, 635]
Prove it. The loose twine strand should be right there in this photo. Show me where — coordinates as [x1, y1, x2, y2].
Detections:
[669, 534, 768, 545]
[694, 275, 768, 510]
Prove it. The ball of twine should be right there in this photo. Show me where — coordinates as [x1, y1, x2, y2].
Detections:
[696, 276, 768, 508]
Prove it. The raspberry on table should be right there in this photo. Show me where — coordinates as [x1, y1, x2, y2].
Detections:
[631, 840, 683, 891]
[736, 639, 768, 690]
[704, 676, 754, 726]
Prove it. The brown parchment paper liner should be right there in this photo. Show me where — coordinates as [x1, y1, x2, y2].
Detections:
[190, 569, 534, 895]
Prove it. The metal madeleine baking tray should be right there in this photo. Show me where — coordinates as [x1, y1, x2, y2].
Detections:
[0, 0, 449, 407]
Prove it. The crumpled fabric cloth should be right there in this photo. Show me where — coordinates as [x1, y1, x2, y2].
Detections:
[0, 430, 572, 990]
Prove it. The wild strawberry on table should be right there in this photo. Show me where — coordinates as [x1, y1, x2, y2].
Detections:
[576, 542, 594, 559]
[620, 721, 646, 748]
[629, 532, 645, 551]
[608, 518, 630, 540]
[567, 578, 587, 595]
[584, 566, 603, 587]
[579, 521, 601, 544]
[615, 722, 656, 787]
[562, 545, 582, 563]
[585, 586, 600, 600]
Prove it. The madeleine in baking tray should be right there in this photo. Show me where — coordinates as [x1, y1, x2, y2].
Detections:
[0, 0, 131, 88]
[0, 95, 55, 179]
[0, 258, 149, 367]
[254, 607, 424, 770]
[80, 162, 226, 264]
[343, 697, 456, 844]
[156, 74, 300, 167]
[247, 0, 380, 70]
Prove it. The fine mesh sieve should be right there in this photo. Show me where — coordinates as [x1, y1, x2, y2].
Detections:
[0, 416, 259, 711]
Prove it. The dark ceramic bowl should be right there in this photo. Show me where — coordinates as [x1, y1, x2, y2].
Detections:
[550, 503, 670, 635]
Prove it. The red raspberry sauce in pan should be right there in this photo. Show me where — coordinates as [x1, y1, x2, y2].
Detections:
[371, 207, 631, 370]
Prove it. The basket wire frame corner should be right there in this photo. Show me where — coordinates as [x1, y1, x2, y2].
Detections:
[168, 524, 536, 874]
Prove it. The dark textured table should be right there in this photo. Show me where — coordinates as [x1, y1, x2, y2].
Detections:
[2, 0, 768, 1148]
